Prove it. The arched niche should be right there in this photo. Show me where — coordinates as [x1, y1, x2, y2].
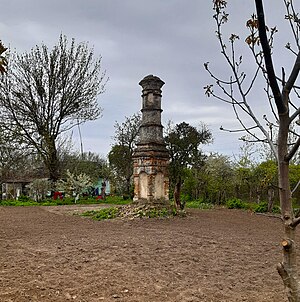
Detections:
[154, 172, 164, 199]
[139, 172, 148, 199]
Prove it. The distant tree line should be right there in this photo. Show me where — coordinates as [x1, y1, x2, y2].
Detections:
[109, 113, 300, 211]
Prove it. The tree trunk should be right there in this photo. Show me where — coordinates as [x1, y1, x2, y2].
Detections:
[47, 154, 59, 183]
[277, 115, 300, 301]
[126, 177, 131, 197]
[45, 137, 60, 183]
[174, 180, 182, 210]
[277, 226, 300, 302]
[101, 181, 106, 200]
[267, 187, 274, 213]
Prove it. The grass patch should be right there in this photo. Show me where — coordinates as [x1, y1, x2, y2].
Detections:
[0, 195, 132, 207]
[225, 198, 281, 214]
[81, 205, 177, 220]
[0, 200, 40, 206]
[252, 202, 281, 214]
[185, 199, 214, 210]
[99, 195, 132, 205]
[0, 198, 76, 206]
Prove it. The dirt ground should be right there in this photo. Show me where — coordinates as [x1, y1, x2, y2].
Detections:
[0, 205, 293, 301]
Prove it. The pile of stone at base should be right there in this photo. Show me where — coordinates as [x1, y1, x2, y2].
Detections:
[117, 203, 176, 219]
[116, 203, 186, 220]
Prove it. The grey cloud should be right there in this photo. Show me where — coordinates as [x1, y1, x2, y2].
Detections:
[1, 0, 292, 157]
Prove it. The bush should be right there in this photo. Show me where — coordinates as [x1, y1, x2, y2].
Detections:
[272, 205, 281, 214]
[180, 193, 193, 202]
[253, 202, 281, 214]
[226, 198, 246, 209]
[185, 199, 214, 209]
[253, 202, 268, 213]
[17, 195, 31, 202]
[198, 203, 214, 210]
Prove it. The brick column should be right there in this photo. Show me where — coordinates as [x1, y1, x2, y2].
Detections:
[132, 75, 169, 206]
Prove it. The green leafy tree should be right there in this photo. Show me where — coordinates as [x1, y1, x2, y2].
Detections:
[109, 113, 141, 196]
[203, 153, 234, 204]
[233, 141, 258, 202]
[0, 34, 107, 182]
[180, 168, 202, 202]
[109, 145, 132, 196]
[62, 151, 110, 183]
[289, 164, 300, 205]
[165, 121, 212, 209]
[254, 160, 278, 211]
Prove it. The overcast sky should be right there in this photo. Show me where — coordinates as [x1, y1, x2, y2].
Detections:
[1, 0, 297, 159]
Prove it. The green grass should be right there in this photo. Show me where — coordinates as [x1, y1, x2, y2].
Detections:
[0, 200, 40, 206]
[99, 195, 132, 205]
[185, 199, 214, 210]
[225, 198, 281, 214]
[0, 195, 132, 207]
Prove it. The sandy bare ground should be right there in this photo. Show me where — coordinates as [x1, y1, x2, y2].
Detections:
[0, 205, 292, 301]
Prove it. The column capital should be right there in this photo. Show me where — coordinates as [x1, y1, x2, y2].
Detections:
[139, 75, 165, 94]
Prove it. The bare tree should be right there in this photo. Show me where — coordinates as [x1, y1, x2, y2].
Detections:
[205, 1, 300, 300]
[0, 40, 7, 74]
[112, 113, 141, 152]
[0, 34, 107, 182]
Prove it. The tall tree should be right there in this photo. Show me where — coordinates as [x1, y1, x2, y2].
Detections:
[205, 1, 300, 299]
[0, 34, 107, 182]
[109, 113, 141, 196]
[165, 121, 212, 209]
[203, 153, 234, 204]
[108, 145, 133, 195]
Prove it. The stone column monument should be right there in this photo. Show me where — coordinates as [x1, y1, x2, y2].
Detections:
[133, 75, 170, 207]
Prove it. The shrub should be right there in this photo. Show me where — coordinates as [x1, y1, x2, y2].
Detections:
[253, 202, 281, 214]
[272, 205, 281, 214]
[198, 202, 214, 210]
[17, 195, 31, 202]
[185, 199, 214, 209]
[226, 198, 245, 209]
[253, 202, 268, 213]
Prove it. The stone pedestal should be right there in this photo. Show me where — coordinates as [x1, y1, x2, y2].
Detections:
[133, 75, 169, 206]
